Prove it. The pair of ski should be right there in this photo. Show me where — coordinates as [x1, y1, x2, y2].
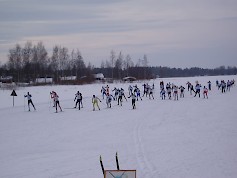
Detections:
[100, 152, 120, 176]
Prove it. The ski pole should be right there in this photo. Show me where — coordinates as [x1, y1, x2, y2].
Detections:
[100, 155, 105, 176]
[49, 93, 51, 111]
[116, 152, 120, 170]
[24, 95, 26, 111]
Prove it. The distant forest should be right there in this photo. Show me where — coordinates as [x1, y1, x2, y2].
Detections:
[0, 41, 236, 84]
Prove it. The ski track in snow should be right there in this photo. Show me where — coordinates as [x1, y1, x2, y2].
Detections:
[133, 110, 157, 177]
[133, 98, 168, 178]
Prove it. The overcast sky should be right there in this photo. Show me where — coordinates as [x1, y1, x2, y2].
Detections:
[0, 0, 237, 68]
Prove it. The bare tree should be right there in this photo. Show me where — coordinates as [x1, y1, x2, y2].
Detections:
[115, 51, 123, 79]
[142, 54, 149, 79]
[123, 54, 133, 76]
[37, 42, 48, 76]
[8, 44, 22, 82]
[59, 47, 69, 77]
[110, 50, 116, 79]
[101, 60, 105, 69]
[142, 54, 148, 67]
[22, 41, 32, 67]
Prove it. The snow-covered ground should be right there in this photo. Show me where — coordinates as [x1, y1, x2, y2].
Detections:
[0, 75, 237, 178]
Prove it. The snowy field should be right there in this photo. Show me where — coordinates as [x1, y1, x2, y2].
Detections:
[0, 75, 237, 178]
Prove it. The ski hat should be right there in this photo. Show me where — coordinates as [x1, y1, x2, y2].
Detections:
[93, 95, 95, 97]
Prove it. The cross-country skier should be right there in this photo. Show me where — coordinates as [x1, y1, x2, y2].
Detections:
[74, 91, 83, 110]
[24, 92, 36, 111]
[135, 87, 142, 101]
[92, 95, 101, 111]
[160, 88, 166, 100]
[216, 80, 219, 87]
[120, 88, 127, 101]
[54, 92, 62, 113]
[203, 86, 208, 99]
[128, 85, 133, 96]
[207, 81, 211, 90]
[142, 83, 148, 97]
[160, 81, 164, 90]
[148, 86, 154, 99]
[106, 93, 115, 108]
[167, 86, 172, 99]
[117, 89, 123, 106]
[50, 91, 57, 107]
[221, 80, 226, 93]
[189, 84, 195, 95]
[194, 83, 201, 97]
[79, 93, 83, 108]
[173, 85, 178, 100]
[186, 81, 191, 91]
[128, 92, 137, 109]
[227, 80, 231, 91]
[105, 85, 110, 95]
[112, 87, 119, 101]
[101, 86, 106, 99]
[117, 88, 127, 106]
[179, 86, 185, 98]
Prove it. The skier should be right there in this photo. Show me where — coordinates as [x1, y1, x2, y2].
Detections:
[24, 92, 36, 111]
[216, 80, 219, 87]
[128, 92, 137, 109]
[160, 83, 164, 97]
[74, 91, 83, 110]
[135, 87, 142, 101]
[101, 86, 106, 99]
[203, 86, 208, 99]
[92, 95, 101, 111]
[79, 93, 83, 108]
[207, 81, 211, 91]
[194, 83, 201, 97]
[173, 85, 178, 100]
[160, 88, 166, 100]
[160, 81, 164, 90]
[105, 85, 110, 95]
[179, 85, 185, 98]
[54, 92, 62, 113]
[186, 81, 191, 91]
[106, 93, 115, 108]
[128, 85, 133, 96]
[117, 89, 123, 106]
[227, 80, 231, 91]
[112, 87, 119, 101]
[148, 86, 154, 99]
[120, 88, 127, 101]
[117, 88, 127, 106]
[142, 83, 148, 97]
[189, 84, 193, 95]
[167, 86, 172, 99]
[50, 91, 57, 107]
[221, 80, 226, 93]
[166, 83, 170, 91]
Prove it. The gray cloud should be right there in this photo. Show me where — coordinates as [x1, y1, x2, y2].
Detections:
[0, 0, 237, 68]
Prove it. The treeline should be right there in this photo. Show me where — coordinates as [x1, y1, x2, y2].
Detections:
[0, 41, 236, 84]
[150, 66, 237, 78]
[0, 42, 93, 83]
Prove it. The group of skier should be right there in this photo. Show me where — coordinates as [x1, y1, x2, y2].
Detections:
[216, 79, 235, 93]
[23, 78, 235, 112]
[158, 79, 235, 101]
